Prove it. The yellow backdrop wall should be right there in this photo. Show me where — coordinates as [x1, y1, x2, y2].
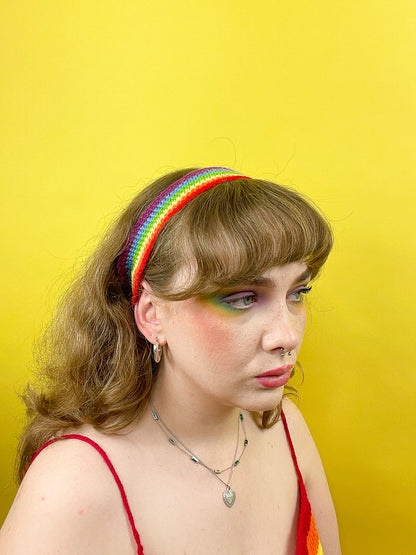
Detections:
[1, 2, 415, 553]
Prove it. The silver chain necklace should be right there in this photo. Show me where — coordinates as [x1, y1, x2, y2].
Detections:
[150, 402, 248, 508]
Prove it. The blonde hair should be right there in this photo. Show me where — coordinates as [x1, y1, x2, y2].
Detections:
[16, 168, 333, 483]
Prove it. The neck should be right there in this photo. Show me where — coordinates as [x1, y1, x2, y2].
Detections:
[152, 380, 240, 437]
[148, 368, 245, 461]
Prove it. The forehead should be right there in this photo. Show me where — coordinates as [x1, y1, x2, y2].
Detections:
[258, 263, 311, 286]
[223, 263, 311, 292]
[170, 261, 310, 292]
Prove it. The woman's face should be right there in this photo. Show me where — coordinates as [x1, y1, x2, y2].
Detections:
[153, 262, 311, 412]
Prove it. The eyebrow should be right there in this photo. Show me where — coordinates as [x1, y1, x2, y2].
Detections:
[294, 268, 313, 284]
[210, 268, 313, 296]
[246, 268, 312, 288]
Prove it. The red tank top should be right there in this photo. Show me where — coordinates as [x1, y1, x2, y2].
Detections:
[28, 410, 323, 554]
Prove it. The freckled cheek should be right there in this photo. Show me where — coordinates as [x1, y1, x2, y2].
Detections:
[186, 311, 239, 360]
[299, 309, 307, 340]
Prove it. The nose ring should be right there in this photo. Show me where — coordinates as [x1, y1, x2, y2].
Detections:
[280, 348, 292, 357]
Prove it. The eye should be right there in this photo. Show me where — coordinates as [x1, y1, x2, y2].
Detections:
[220, 292, 257, 311]
[288, 286, 312, 303]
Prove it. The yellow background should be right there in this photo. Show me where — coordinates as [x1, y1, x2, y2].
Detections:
[1, 1, 415, 553]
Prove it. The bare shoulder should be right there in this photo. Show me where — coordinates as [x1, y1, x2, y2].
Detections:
[281, 397, 317, 473]
[282, 398, 342, 554]
[0, 433, 133, 554]
[281, 397, 312, 441]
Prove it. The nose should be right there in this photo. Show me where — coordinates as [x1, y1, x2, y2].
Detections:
[261, 304, 300, 355]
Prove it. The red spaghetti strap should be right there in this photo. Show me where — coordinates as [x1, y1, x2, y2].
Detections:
[281, 410, 321, 555]
[28, 434, 144, 555]
[280, 410, 306, 491]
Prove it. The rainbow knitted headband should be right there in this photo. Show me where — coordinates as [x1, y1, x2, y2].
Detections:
[117, 167, 249, 303]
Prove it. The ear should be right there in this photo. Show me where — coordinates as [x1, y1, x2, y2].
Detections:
[133, 282, 165, 345]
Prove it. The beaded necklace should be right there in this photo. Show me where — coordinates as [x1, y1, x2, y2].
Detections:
[150, 404, 248, 508]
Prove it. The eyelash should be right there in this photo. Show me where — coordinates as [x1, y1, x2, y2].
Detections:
[221, 294, 257, 311]
[289, 286, 312, 303]
[219, 286, 312, 311]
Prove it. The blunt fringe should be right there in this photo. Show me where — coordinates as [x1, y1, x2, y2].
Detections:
[16, 168, 333, 483]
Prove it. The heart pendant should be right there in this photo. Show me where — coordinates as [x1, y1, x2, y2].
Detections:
[222, 487, 236, 508]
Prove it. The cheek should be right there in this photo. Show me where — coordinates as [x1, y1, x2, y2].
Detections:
[186, 309, 243, 362]
[296, 308, 307, 343]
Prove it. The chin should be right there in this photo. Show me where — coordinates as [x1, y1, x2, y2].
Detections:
[241, 389, 284, 413]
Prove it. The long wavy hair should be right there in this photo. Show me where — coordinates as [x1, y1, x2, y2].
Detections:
[16, 168, 333, 483]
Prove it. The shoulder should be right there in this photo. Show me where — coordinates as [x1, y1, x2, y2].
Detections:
[282, 398, 342, 554]
[281, 397, 317, 474]
[281, 397, 330, 490]
[20, 433, 118, 503]
[0, 433, 132, 554]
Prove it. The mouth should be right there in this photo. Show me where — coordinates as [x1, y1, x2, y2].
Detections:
[254, 364, 294, 389]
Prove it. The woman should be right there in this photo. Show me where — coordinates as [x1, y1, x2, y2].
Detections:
[0, 167, 341, 554]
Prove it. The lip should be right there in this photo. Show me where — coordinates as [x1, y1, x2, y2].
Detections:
[254, 365, 294, 389]
[256, 364, 294, 378]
